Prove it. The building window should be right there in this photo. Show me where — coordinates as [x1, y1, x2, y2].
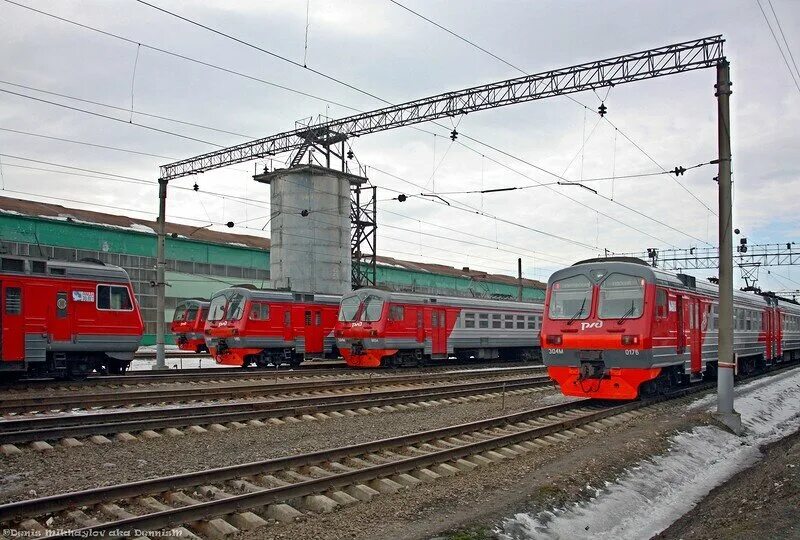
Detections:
[516, 315, 525, 329]
[527, 316, 535, 329]
[97, 285, 133, 311]
[504, 314, 514, 329]
[492, 314, 501, 329]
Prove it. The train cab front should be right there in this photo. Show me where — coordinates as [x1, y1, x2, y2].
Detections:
[171, 300, 208, 352]
[541, 260, 659, 400]
[205, 290, 259, 366]
[335, 290, 394, 368]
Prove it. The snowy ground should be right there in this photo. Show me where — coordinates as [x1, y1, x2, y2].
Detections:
[496, 367, 800, 540]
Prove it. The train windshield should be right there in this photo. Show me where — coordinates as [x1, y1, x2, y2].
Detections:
[339, 295, 361, 322]
[225, 293, 247, 321]
[173, 306, 188, 322]
[184, 306, 199, 322]
[208, 294, 228, 321]
[362, 295, 385, 322]
[598, 273, 645, 320]
[549, 274, 592, 320]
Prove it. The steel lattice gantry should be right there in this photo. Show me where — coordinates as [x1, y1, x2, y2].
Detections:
[158, 35, 724, 180]
[617, 243, 799, 270]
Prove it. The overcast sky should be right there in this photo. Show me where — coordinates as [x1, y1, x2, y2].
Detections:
[1, 0, 798, 291]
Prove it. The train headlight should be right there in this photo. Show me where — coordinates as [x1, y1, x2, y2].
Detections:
[546, 334, 562, 345]
[621, 335, 639, 346]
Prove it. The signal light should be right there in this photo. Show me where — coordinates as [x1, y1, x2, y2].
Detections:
[546, 334, 562, 345]
[621, 335, 639, 345]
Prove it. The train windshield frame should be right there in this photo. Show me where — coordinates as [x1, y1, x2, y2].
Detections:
[339, 295, 361, 322]
[548, 274, 592, 320]
[598, 273, 646, 320]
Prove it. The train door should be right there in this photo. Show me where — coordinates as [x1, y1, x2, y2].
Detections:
[689, 298, 702, 374]
[676, 295, 686, 355]
[765, 309, 774, 362]
[416, 308, 424, 343]
[282, 306, 293, 342]
[775, 309, 783, 359]
[1, 281, 24, 361]
[431, 308, 447, 357]
[304, 309, 324, 354]
[50, 289, 71, 342]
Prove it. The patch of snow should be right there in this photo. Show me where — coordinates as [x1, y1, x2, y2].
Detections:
[129, 356, 226, 371]
[0, 209, 24, 216]
[129, 223, 156, 234]
[227, 242, 250, 248]
[496, 367, 800, 540]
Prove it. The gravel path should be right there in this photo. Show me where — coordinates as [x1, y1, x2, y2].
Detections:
[0, 387, 566, 504]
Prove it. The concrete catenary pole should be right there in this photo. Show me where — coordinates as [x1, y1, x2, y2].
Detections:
[154, 178, 168, 370]
[517, 258, 523, 302]
[714, 60, 741, 434]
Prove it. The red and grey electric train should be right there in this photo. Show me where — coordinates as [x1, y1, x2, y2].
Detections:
[0, 254, 144, 379]
[204, 287, 340, 367]
[335, 288, 544, 368]
[171, 299, 209, 353]
[541, 257, 800, 399]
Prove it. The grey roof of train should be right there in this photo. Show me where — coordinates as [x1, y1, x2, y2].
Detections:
[210, 287, 340, 304]
[1, 255, 131, 282]
[558, 259, 800, 312]
[342, 288, 543, 310]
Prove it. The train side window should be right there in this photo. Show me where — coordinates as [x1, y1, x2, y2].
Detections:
[526, 316, 535, 329]
[464, 313, 475, 328]
[537, 315, 543, 328]
[478, 313, 489, 329]
[1, 258, 24, 272]
[4, 287, 21, 315]
[504, 314, 514, 329]
[389, 305, 405, 321]
[96, 285, 133, 311]
[516, 315, 525, 329]
[305, 311, 312, 326]
[284, 310, 291, 327]
[745, 311, 751, 331]
[491, 314, 501, 329]
[315, 312, 321, 326]
[30, 261, 46, 274]
[250, 303, 269, 320]
[655, 288, 668, 319]
[417, 309, 423, 329]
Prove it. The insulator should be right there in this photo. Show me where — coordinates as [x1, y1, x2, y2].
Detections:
[598, 103, 607, 117]
[397, 194, 407, 202]
[225, 221, 234, 228]
[301, 209, 310, 217]
[193, 183, 199, 191]
[347, 150, 354, 159]
[450, 129, 458, 141]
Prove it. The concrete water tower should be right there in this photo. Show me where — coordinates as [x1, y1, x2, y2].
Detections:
[254, 164, 367, 295]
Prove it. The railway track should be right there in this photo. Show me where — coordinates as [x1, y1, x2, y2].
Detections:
[4, 364, 797, 538]
[0, 398, 624, 538]
[3, 361, 534, 391]
[0, 366, 545, 414]
[0, 376, 554, 447]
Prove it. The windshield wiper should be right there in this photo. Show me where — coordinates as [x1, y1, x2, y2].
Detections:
[566, 297, 587, 326]
[617, 300, 636, 324]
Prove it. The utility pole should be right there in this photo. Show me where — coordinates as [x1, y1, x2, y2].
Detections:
[517, 258, 523, 302]
[714, 60, 741, 434]
[154, 178, 168, 370]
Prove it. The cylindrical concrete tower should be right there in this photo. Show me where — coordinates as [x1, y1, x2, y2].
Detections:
[254, 164, 366, 295]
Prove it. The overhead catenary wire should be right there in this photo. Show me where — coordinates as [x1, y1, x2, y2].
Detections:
[387, 0, 719, 216]
[756, 0, 800, 94]
[7, 0, 712, 252]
